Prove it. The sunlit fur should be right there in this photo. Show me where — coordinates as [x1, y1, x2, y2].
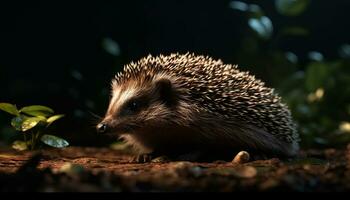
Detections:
[101, 53, 300, 158]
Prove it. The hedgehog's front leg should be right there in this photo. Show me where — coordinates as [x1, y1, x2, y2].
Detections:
[130, 152, 170, 163]
[130, 153, 155, 163]
[130, 151, 202, 163]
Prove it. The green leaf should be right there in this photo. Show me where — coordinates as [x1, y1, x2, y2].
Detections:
[275, 0, 310, 16]
[248, 4, 262, 15]
[281, 26, 309, 36]
[47, 114, 64, 125]
[11, 116, 27, 131]
[339, 44, 350, 58]
[248, 16, 273, 40]
[21, 110, 51, 117]
[21, 117, 43, 131]
[20, 105, 54, 117]
[40, 134, 69, 148]
[308, 51, 324, 62]
[285, 51, 298, 64]
[12, 140, 28, 151]
[0, 103, 19, 116]
[102, 38, 120, 56]
[229, 1, 263, 16]
[229, 1, 249, 11]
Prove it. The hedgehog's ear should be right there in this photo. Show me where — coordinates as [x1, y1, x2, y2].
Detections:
[154, 78, 176, 106]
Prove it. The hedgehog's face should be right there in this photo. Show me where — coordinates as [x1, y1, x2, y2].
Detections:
[97, 76, 178, 135]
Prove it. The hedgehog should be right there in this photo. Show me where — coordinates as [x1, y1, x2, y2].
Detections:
[97, 53, 300, 162]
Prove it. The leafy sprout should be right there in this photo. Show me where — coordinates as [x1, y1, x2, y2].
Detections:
[0, 103, 68, 151]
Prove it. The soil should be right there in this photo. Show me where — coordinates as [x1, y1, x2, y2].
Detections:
[1, 145, 350, 192]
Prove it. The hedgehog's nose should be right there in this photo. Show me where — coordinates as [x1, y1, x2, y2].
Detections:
[97, 122, 108, 133]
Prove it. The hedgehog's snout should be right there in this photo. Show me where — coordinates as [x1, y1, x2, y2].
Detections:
[96, 122, 108, 133]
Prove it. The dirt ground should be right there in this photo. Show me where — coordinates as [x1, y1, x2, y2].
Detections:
[1, 145, 350, 192]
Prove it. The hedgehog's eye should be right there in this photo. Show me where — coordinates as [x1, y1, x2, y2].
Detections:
[120, 98, 147, 116]
[123, 99, 141, 115]
[128, 100, 139, 112]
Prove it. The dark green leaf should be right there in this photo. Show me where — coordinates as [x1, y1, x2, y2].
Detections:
[285, 51, 298, 64]
[281, 26, 309, 36]
[102, 38, 120, 56]
[339, 44, 350, 58]
[275, 0, 310, 16]
[308, 51, 324, 61]
[229, 1, 248, 11]
[47, 114, 64, 125]
[248, 16, 273, 39]
[248, 4, 262, 14]
[40, 134, 69, 148]
[12, 140, 28, 151]
[70, 69, 83, 81]
[0, 103, 19, 116]
[305, 62, 329, 92]
[229, 1, 262, 16]
[21, 117, 43, 131]
[20, 105, 54, 117]
[22, 110, 52, 117]
[11, 116, 26, 131]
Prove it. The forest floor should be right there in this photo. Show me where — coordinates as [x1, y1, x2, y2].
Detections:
[0, 145, 350, 192]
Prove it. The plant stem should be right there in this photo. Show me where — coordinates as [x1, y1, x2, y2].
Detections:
[31, 132, 35, 150]
[23, 133, 27, 143]
[35, 130, 41, 149]
[36, 130, 41, 140]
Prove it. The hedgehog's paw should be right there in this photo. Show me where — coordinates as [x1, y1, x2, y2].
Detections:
[130, 154, 170, 163]
[150, 155, 170, 163]
[130, 153, 154, 163]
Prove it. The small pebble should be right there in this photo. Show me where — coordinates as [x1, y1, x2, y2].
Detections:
[57, 162, 85, 175]
[232, 151, 250, 164]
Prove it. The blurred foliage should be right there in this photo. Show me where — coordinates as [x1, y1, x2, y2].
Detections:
[230, 0, 350, 148]
[0, 103, 68, 150]
[281, 60, 350, 148]
[275, 0, 310, 16]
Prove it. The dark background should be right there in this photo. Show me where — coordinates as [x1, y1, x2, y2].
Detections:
[1, 0, 350, 147]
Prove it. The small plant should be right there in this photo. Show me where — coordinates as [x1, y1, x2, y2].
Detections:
[0, 103, 69, 150]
